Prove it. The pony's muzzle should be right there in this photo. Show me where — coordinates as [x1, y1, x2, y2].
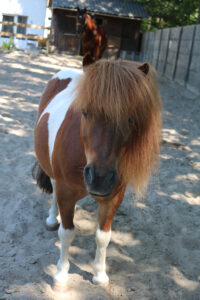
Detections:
[83, 164, 118, 197]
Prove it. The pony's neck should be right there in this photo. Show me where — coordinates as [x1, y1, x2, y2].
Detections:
[85, 15, 96, 31]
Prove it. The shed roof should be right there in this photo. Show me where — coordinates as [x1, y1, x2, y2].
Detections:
[51, 0, 148, 19]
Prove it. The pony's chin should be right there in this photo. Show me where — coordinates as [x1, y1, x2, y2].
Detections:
[89, 192, 111, 198]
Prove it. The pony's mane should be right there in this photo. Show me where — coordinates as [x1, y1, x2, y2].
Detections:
[73, 59, 162, 194]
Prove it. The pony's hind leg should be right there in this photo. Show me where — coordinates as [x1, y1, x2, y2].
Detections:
[46, 179, 59, 231]
[93, 187, 125, 285]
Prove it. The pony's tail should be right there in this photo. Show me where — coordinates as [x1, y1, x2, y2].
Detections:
[32, 161, 53, 194]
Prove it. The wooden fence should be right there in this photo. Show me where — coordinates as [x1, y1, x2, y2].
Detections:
[0, 21, 50, 41]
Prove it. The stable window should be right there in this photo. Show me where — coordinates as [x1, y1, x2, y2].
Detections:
[2, 15, 14, 33]
[63, 15, 76, 34]
[17, 16, 27, 34]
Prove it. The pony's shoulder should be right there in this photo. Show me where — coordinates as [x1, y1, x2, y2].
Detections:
[53, 68, 83, 81]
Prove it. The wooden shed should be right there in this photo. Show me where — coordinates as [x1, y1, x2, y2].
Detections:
[47, 0, 148, 59]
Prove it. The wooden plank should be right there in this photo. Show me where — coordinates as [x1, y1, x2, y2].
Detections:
[0, 32, 46, 40]
[63, 33, 79, 37]
[0, 21, 50, 30]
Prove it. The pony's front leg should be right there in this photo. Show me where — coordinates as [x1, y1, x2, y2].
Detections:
[46, 179, 59, 230]
[53, 181, 76, 287]
[93, 187, 125, 285]
[54, 223, 75, 286]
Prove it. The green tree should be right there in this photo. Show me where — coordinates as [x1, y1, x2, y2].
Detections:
[137, 0, 199, 31]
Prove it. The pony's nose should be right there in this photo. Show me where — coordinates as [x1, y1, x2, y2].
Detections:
[83, 164, 118, 196]
[84, 164, 95, 185]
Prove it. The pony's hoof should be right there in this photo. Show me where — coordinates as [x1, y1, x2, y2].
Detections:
[92, 272, 109, 285]
[46, 217, 59, 231]
[54, 270, 68, 286]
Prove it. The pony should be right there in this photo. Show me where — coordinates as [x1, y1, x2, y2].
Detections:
[76, 7, 108, 66]
[33, 59, 162, 288]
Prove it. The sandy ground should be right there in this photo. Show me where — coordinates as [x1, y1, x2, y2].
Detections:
[0, 51, 200, 300]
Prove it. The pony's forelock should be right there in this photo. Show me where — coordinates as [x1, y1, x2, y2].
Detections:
[72, 59, 162, 194]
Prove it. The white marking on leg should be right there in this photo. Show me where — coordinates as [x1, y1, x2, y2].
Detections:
[54, 224, 75, 285]
[93, 227, 111, 285]
[46, 179, 59, 228]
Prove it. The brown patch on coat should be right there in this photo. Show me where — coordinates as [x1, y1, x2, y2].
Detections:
[37, 77, 72, 119]
[97, 185, 126, 232]
[52, 107, 87, 193]
[34, 113, 53, 178]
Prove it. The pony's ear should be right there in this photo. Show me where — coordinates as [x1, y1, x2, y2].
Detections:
[83, 53, 95, 67]
[138, 62, 150, 75]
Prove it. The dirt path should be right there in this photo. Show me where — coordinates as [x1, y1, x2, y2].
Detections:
[0, 51, 200, 300]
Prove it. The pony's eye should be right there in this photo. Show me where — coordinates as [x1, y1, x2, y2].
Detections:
[82, 110, 88, 118]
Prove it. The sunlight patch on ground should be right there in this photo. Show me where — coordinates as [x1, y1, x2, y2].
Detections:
[190, 138, 200, 146]
[107, 246, 134, 263]
[111, 231, 141, 247]
[171, 192, 200, 205]
[175, 173, 199, 182]
[135, 202, 148, 209]
[161, 153, 173, 160]
[170, 267, 199, 291]
[8, 127, 27, 137]
[0, 114, 14, 122]
[44, 263, 57, 277]
[162, 128, 186, 143]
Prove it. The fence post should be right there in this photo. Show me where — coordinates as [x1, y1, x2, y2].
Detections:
[184, 25, 196, 86]
[156, 29, 163, 70]
[163, 28, 171, 76]
[144, 31, 150, 61]
[173, 26, 183, 80]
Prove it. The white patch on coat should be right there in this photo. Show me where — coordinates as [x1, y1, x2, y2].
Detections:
[93, 227, 111, 284]
[38, 68, 83, 163]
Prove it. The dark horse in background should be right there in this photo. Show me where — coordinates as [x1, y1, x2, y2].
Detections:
[76, 7, 108, 66]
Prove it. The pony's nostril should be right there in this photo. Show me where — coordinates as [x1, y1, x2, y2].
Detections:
[84, 164, 94, 185]
[106, 171, 114, 182]
[105, 170, 117, 186]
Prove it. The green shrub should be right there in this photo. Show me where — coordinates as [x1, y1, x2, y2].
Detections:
[1, 38, 13, 50]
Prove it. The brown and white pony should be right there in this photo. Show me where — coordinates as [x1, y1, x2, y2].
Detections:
[76, 7, 108, 66]
[33, 59, 161, 288]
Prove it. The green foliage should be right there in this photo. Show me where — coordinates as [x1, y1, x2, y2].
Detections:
[1, 38, 13, 50]
[137, 0, 199, 31]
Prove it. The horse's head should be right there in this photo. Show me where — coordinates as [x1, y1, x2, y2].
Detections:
[80, 110, 132, 198]
[76, 7, 87, 34]
[73, 60, 161, 198]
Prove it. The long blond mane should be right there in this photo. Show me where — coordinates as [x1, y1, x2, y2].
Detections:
[73, 59, 162, 194]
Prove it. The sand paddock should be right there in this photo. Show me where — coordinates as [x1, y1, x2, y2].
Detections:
[0, 51, 200, 300]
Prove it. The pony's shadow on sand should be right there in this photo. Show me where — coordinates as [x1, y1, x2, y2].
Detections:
[70, 261, 93, 282]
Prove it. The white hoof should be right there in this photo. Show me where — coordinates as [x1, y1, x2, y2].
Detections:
[46, 216, 59, 231]
[92, 272, 109, 285]
[54, 269, 68, 286]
